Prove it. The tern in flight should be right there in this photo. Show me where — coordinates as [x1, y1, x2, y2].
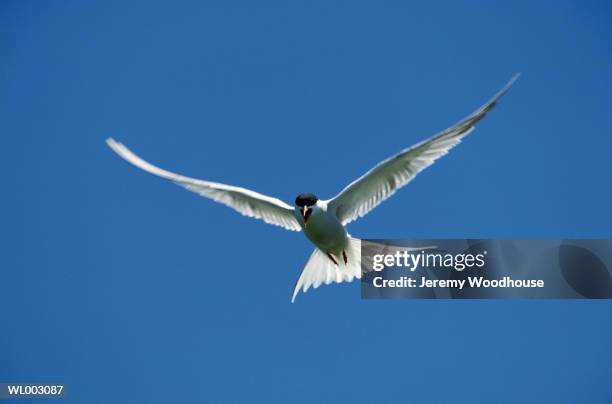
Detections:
[107, 74, 518, 302]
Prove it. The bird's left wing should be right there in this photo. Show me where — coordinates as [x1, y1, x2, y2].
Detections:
[106, 138, 302, 231]
[327, 74, 519, 225]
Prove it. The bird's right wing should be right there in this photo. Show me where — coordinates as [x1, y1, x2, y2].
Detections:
[106, 138, 302, 232]
[327, 74, 519, 225]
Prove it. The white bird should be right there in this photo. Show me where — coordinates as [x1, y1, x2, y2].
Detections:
[106, 74, 518, 302]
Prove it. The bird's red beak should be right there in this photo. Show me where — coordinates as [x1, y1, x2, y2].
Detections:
[301, 205, 310, 224]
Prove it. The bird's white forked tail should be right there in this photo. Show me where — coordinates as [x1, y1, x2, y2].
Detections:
[291, 237, 361, 303]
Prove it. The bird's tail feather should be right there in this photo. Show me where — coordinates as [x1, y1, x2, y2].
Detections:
[291, 237, 361, 303]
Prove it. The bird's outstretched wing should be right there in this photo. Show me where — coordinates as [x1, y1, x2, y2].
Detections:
[106, 138, 302, 231]
[327, 74, 519, 225]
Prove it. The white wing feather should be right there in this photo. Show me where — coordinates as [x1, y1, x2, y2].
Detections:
[106, 138, 301, 231]
[328, 74, 519, 225]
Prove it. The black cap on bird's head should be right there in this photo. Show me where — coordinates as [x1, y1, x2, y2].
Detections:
[295, 193, 318, 207]
[295, 193, 318, 224]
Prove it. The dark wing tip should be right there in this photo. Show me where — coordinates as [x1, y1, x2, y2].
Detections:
[496, 73, 521, 100]
[467, 73, 520, 126]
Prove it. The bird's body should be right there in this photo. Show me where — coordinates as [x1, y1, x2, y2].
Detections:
[295, 201, 348, 256]
[107, 74, 519, 302]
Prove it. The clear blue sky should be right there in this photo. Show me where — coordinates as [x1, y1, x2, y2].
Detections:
[3, 1, 612, 403]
